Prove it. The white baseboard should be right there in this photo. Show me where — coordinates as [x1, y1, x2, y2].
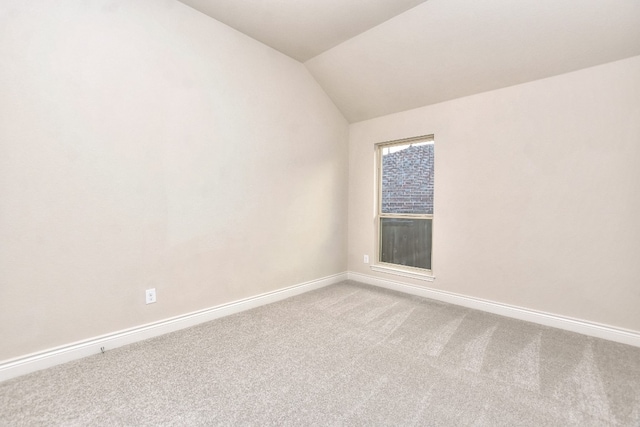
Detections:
[0, 272, 347, 383]
[348, 271, 640, 348]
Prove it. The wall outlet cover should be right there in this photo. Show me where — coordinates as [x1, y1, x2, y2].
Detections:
[146, 288, 157, 304]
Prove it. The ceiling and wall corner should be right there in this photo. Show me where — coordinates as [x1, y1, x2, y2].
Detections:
[179, 0, 640, 123]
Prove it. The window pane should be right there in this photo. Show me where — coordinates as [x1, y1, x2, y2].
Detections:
[380, 218, 432, 270]
[381, 141, 434, 215]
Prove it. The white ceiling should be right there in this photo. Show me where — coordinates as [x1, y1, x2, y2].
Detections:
[179, 0, 640, 123]
[178, 0, 428, 62]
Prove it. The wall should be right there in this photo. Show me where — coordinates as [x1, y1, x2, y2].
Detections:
[349, 55, 640, 332]
[0, 0, 348, 361]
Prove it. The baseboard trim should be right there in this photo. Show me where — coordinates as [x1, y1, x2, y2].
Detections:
[348, 271, 640, 348]
[0, 272, 347, 383]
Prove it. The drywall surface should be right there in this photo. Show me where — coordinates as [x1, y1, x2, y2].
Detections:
[306, 0, 640, 123]
[348, 56, 640, 332]
[0, 0, 348, 361]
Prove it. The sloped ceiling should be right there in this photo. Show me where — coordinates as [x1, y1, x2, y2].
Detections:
[178, 0, 427, 62]
[179, 0, 640, 123]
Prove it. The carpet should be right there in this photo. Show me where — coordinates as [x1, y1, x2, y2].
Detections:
[1, 280, 639, 426]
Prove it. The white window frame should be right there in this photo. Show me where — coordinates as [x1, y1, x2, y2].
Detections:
[372, 135, 435, 281]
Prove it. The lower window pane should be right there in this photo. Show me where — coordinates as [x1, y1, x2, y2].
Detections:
[380, 218, 432, 270]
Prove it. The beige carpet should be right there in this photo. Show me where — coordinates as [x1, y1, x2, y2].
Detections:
[1, 280, 640, 426]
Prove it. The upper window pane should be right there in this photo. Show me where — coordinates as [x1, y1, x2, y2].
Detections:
[381, 141, 434, 215]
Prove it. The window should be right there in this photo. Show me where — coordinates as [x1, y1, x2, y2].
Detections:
[376, 135, 434, 273]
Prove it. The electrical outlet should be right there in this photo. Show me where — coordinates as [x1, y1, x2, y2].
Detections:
[364, 254, 369, 264]
[145, 288, 156, 304]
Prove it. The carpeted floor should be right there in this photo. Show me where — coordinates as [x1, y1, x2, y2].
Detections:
[2, 280, 640, 426]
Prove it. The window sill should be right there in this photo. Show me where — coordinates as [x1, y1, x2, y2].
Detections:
[370, 264, 436, 282]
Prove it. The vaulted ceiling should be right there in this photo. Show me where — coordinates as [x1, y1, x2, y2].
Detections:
[179, 0, 640, 123]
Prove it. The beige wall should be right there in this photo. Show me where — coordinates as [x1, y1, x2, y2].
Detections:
[0, 0, 348, 361]
[2, 1, 638, 365]
[349, 56, 640, 332]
